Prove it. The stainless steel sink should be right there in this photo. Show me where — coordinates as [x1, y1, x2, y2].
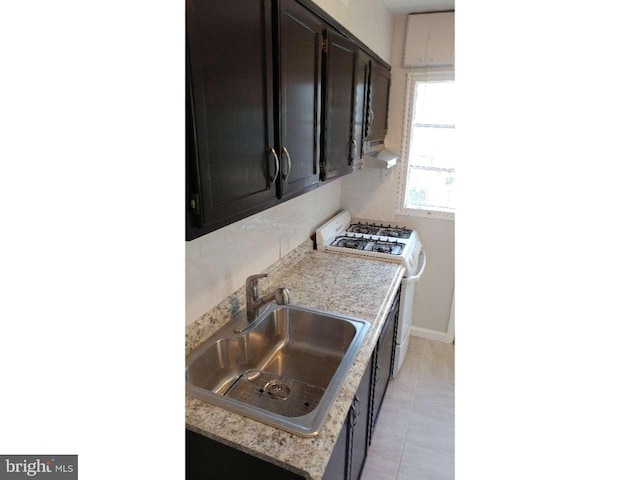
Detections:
[186, 303, 370, 437]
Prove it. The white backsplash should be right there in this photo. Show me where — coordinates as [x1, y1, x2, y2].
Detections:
[340, 167, 398, 222]
[186, 180, 342, 325]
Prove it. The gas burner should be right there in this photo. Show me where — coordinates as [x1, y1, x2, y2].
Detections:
[377, 227, 412, 239]
[372, 244, 393, 254]
[370, 240, 404, 255]
[331, 236, 367, 250]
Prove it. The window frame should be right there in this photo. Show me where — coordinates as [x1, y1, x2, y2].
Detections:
[397, 67, 455, 221]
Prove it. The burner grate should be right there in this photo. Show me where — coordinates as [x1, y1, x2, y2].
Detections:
[346, 222, 412, 239]
[331, 236, 368, 250]
[330, 236, 404, 255]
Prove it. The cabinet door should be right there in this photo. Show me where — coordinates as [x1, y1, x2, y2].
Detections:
[370, 294, 399, 439]
[187, 429, 304, 480]
[423, 12, 455, 65]
[403, 12, 454, 67]
[186, 0, 278, 239]
[278, 0, 323, 199]
[349, 359, 373, 480]
[323, 420, 348, 480]
[365, 61, 391, 140]
[321, 29, 358, 181]
[352, 51, 370, 164]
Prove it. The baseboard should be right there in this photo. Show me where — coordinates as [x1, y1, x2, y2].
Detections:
[410, 326, 452, 343]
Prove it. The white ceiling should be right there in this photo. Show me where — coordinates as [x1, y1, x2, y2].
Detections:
[383, 0, 454, 14]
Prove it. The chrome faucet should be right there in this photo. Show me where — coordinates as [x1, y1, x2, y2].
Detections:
[245, 273, 291, 322]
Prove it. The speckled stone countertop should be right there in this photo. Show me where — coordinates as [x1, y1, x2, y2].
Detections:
[185, 242, 404, 480]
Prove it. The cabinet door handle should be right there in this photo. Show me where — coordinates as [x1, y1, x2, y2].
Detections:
[350, 396, 361, 428]
[282, 146, 292, 182]
[350, 139, 357, 161]
[268, 147, 280, 187]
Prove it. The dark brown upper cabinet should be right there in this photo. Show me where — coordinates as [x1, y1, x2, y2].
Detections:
[365, 58, 391, 140]
[277, 0, 323, 200]
[321, 29, 359, 181]
[186, 0, 279, 240]
[352, 51, 371, 165]
[186, 0, 392, 240]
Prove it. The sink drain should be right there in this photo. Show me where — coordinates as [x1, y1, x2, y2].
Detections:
[224, 370, 325, 417]
[264, 380, 291, 400]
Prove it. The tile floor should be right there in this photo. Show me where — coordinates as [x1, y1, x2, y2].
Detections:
[360, 336, 454, 480]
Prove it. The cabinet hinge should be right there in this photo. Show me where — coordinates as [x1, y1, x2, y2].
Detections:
[190, 193, 201, 215]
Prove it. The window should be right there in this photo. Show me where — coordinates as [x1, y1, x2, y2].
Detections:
[398, 69, 455, 220]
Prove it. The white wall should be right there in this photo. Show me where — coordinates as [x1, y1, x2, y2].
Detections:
[186, 181, 342, 325]
[310, 0, 393, 63]
[340, 14, 455, 334]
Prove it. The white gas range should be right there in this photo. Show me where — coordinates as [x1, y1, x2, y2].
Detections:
[315, 210, 427, 377]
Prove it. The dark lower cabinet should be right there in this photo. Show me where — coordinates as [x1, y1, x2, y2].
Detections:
[186, 429, 304, 480]
[323, 416, 348, 479]
[323, 359, 372, 480]
[348, 358, 373, 480]
[370, 290, 400, 440]
[323, 287, 400, 480]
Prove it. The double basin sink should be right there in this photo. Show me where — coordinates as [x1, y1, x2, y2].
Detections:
[186, 303, 370, 437]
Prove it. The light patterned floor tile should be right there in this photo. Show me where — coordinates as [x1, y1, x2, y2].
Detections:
[398, 442, 454, 480]
[360, 336, 454, 480]
[405, 409, 454, 456]
[369, 424, 407, 463]
[360, 451, 400, 480]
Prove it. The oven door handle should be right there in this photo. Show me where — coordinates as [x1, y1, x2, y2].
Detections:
[404, 250, 426, 284]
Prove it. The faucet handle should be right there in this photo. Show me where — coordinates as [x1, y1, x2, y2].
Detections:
[274, 287, 291, 305]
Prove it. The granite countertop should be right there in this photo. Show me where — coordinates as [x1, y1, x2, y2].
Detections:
[185, 244, 405, 480]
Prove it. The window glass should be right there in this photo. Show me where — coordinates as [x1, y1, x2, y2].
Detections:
[401, 78, 455, 216]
